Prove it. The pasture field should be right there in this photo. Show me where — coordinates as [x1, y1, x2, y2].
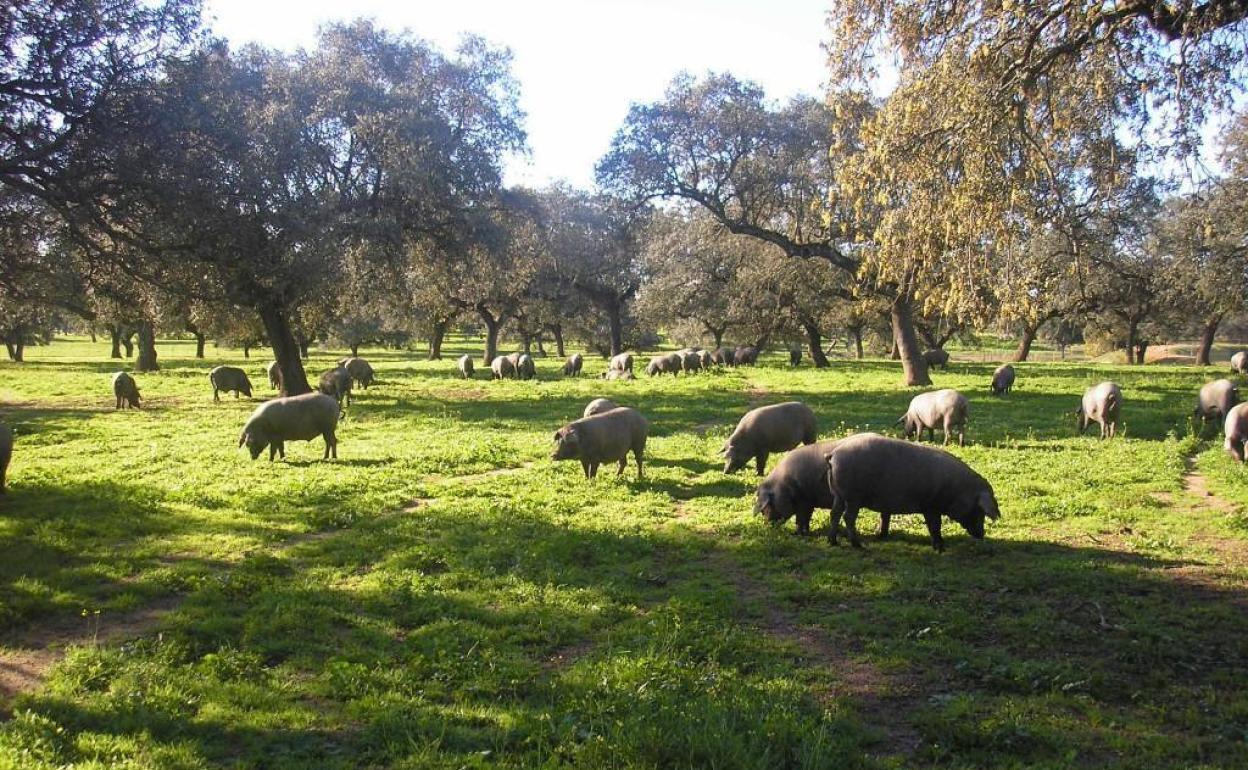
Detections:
[1, 338, 1247, 769]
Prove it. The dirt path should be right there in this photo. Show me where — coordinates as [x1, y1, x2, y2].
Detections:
[703, 547, 923, 757]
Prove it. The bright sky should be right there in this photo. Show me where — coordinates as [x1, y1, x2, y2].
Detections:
[204, 0, 832, 189]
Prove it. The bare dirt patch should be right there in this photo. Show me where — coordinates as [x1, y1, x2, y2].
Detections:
[0, 596, 182, 714]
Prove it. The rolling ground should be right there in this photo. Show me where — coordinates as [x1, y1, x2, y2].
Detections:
[1, 338, 1246, 769]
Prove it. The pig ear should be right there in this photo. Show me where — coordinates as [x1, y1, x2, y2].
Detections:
[979, 490, 1000, 521]
[238, 432, 248, 448]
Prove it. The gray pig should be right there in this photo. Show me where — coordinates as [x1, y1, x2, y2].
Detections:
[1196, 378, 1239, 427]
[898, 389, 968, 446]
[457, 354, 475, 379]
[734, 346, 759, 365]
[209, 366, 253, 402]
[789, 348, 802, 367]
[603, 368, 634, 381]
[563, 353, 584, 376]
[923, 349, 950, 369]
[113, 372, 141, 409]
[551, 406, 649, 479]
[238, 392, 339, 461]
[698, 349, 714, 369]
[722, 401, 818, 475]
[583, 397, 618, 418]
[339, 358, 375, 389]
[1224, 403, 1248, 462]
[1232, 351, 1248, 375]
[0, 424, 12, 493]
[318, 367, 353, 407]
[711, 347, 736, 366]
[645, 353, 682, 376]
[754, 439, 844, 535]
[610, 352, 634, 373]
[990, 364, 1015, 395]
[492, 355, 516, 379]
[1077, 381, 1121, 439]
[267, 361, 282, 390]
[517, 353, 536, 380]
[822, 432, 1000, 551]
[681, 350, 702, 374]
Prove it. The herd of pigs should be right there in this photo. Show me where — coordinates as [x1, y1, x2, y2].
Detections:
[3, 346, 1248, 552]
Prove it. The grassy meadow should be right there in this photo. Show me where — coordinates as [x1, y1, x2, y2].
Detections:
[1, 336, 1247, 769]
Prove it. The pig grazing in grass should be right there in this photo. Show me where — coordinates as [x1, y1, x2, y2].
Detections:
[923, 349, 950, 369]
[990, 364, 1015, 395]
[1078, 381, 1122, 439]
[1224, 403, 1248, 462]
[563, 354, 584, 376]
[899, 389, 968, 446]
[0, 424, 12, 493]
[457, 354, 475, 379]
[754, 440, 843, 536]
[209, 366, 253, 402]
[113, 372, 141, 409]
[516, 353, 536, 381]
[551, 407, 649, 479]
[583, 397, 618, 418]
[680, 349, 702, 374]
[267, 361, 282, 390]
[1232, 351, 1248, 375]
[610, 352, 634, 374]
[491, 356, 516, 380]
[603, 368, 635, 381]
[338, 358, 376, 389]
[722, 401, 818, 475]
[823, 433, 1000, 551]
[698, 349, 714, 369]
[1195, 379, 1239, 427]
[734, 345, 759, 365]
[318, 367, 353, 407]
[789, 348, 802, 367]
[645, 353, 682, 376]
[239, 392, 339, 461]
[711, 347, 736, 366]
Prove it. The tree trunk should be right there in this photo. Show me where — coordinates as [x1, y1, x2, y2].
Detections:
[551, 324, 566, 358]
[242, 342, 252, 359]
[480, 310, 500, 365]
[891, 295, 931, 386]
[259, 302, 312, 396]
[1196, 315, 1221, 366]
[194, 332, 206, 358]
[1125, 320, 1139, 365]
[4, 342, 20, 361]
[121, 332, 135, 358]
[136, 320, 159, 371]
[849, 326, 864, 359]
[536, 332, 546, 357]
[297, 335, 310, 359]
[803, 322, 830, 368]
[889, 338, 900, 360]
[350, 343, 359, 357]
[428, 320, 448, 360]
[607, 304, 624, 357]
[1135, 341, 1148, 365]
[109, 325, 123, 359]
[708, 325, 725, 350]
[1012, 325, 1038, 363]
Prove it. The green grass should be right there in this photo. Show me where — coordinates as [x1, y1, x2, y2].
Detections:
[1, 336, 1247, 769]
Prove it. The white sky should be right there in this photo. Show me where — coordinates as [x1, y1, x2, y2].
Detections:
[203, 0, 832, 189]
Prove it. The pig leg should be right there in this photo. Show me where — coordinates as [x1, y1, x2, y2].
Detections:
[616, 458, 627, 477]
[923, 512, 944, 552]
[795, 508, 812, 535]
[878, 513, 891, 540]
[268, 443, 278, 462]
[580, 460, 591, 479]
[276, 441, 286, 460]
[634, 447, 644, 479]
[843, 505, 864, 549]
[754, 453, 768, 476]
[589, 462, 600, 478]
